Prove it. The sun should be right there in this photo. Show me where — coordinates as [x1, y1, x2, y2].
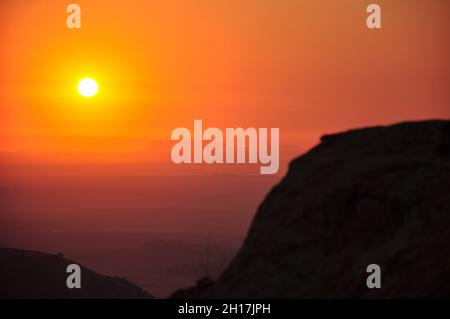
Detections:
[78, 78, 98, 97]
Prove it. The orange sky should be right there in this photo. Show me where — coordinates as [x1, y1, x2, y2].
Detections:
[0, 0, 449, 166]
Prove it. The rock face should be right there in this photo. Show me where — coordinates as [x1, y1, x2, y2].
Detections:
[203, 120, 450, 298]
[0, 248, 152, 298]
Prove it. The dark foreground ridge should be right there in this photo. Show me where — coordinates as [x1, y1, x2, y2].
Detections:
[0, 247, 152, 298]
[172, 120, 450, 298]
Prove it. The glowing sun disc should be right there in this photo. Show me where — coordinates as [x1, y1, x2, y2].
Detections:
[78, 78, 98, 97]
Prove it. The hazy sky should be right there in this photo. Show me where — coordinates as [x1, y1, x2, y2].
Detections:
[1, 0, 449, 164]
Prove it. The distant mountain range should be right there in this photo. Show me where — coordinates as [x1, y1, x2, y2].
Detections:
[3, 120, 450, 299]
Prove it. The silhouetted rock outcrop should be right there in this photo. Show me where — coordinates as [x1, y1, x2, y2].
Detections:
[0, 248, 152, 298]
[184, 120, 450, 298]
[171, 276, 214, 299]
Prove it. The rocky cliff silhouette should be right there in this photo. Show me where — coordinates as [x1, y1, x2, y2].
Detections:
[172, 120, 450, 298]
[0, 248, 152, 298]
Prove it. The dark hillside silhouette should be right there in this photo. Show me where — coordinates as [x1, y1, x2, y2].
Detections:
[0, 247, 152, 298]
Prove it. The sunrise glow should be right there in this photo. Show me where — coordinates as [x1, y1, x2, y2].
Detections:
[78, 78, 98, 97]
